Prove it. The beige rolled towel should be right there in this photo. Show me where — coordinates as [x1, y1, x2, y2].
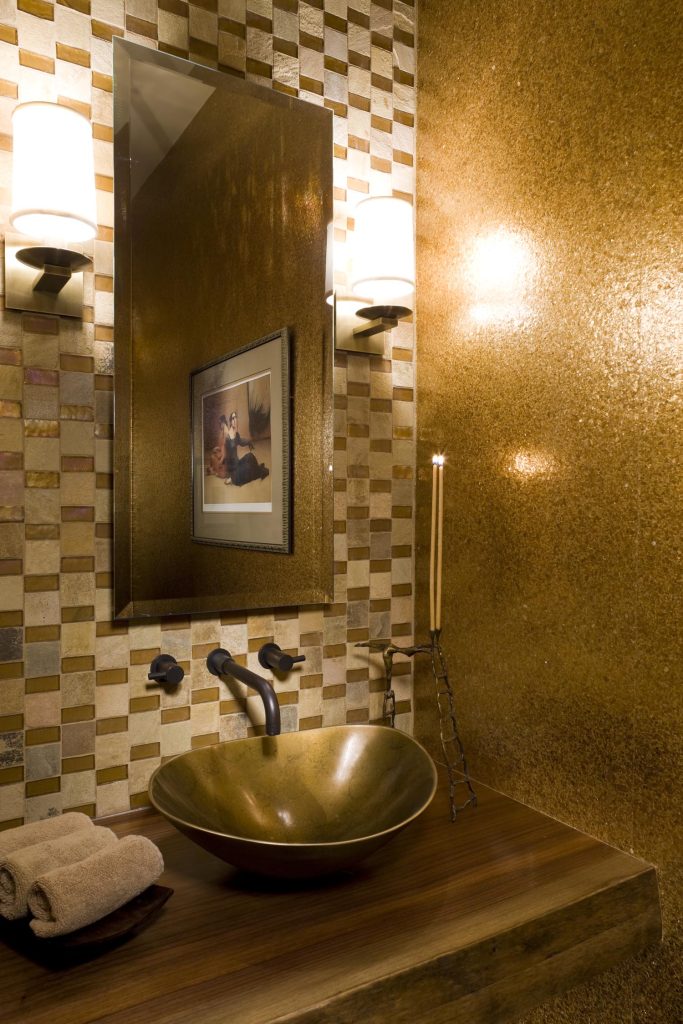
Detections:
[0, 825, 118, 920]
[28, 834, 164, 938]
[0, 812, 93, 860]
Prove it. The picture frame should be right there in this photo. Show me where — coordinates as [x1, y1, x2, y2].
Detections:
[190, 328, 291, 553]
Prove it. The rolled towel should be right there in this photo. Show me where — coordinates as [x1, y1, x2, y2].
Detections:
[0, 812, 93, 859]
[0, 825, 118, 920]
[28, 834, 164, 938]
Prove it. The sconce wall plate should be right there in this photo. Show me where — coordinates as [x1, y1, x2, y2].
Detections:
[334, 295, 386, 355]
[4, 233, 91, 318]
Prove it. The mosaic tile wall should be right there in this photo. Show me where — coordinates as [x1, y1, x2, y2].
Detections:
[416, 0, 681, 1021]
[0, 0, 417, 826]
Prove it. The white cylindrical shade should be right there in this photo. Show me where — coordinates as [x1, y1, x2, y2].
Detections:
[10, 102, 97, 243]
[350, 196, 415, 302]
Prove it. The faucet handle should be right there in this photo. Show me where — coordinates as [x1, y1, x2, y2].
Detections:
[147, 654, 184, 690]
[258, 643, 306, 674]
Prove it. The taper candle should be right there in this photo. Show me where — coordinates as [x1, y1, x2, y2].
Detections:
[429, 456, 438, 632]
[436, 455, 444, 631]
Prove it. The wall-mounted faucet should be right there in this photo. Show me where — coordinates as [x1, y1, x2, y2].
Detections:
[207, 648, 281, 736]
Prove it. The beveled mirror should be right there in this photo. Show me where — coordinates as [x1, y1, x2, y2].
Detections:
[113, 39, 333, 618]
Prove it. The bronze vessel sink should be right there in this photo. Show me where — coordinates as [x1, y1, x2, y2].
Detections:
[148, 725, 437, 878]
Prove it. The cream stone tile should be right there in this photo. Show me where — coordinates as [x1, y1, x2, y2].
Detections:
[25, 792, 63, 822]
[300, 3, 323, 36]
[0, 783, 24, 822]
[60, 420, 94, 457]
[190, 617, 221, 646]
[128, 757, 159, 795]
[129, 710, 160, 747]
[62, 770, 96, 809]
[191, 701, 219, 736]
[1, 679, 24, 715]
[25, 541, 60, 575]
[96, 683, 128, 719]
[273, 8, 297, 42]
[189, 6, 217, 43]
[61, 522, 95, 557]
[24, 437, 60, 471]
[95, 732, 129, 770]
[158, 10, 188, 49]
[24, 691, 61, 729]
[219, 711, 248, 741]
[61, 672, 96, 708]
[17, 11, 55, 57]
[24, 591, 59, 626]
[60, 573, 96, 607]
[0, 419, 23, 452]
[128, 620, 161, 649]
[322, 697, 346, 726]
[24, 490, 60, 525]
[91, 0, 124, 25]
[96, 779, 129, 816]
[160, 720, 191, 757]
[95, 632, 130, 670]
[54, 6, 90, 49]
[219, 0, 246, 19]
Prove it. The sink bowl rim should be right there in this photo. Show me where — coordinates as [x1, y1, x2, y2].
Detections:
[148, 724, 438, 851]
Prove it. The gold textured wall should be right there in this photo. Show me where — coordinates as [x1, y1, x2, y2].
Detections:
[0, 0, 417, 824]
[415, 0, 681, 1021]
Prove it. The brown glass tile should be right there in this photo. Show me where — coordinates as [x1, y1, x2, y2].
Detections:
[62, 655, 95, 673]
[0, 560, 22, 576]
[25, 675, 60, 693]
[191, 687, 220, 704]
[25, 726, 60, 745]
[0, 612, 23, 628]
[129, 696, 160, 714]
[25, 777, 60, 797]
[25, 625, 59, 642]
[0, 714, 23, 731]
[0, 818, 23, 830]
[25, 525, 59, 541]
[96, 668, 127, 686]
[323, 684, 346, 700]
[62, 802, 95, 816]
[96, 765, 128, 784]
[130, 743, 160, 761]
[0, 767, 24, 786]
[299, 715, 323, 731]
[95, 717, 128, 735]
[61, 705, 95, 724]
[191, 732, 221, 749]
[62, 755, 95, 774]
[161, 707, 190, 724]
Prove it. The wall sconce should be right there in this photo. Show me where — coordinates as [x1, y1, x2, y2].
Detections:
[335, 195, 415, 355]
[4, 102, 97, 318]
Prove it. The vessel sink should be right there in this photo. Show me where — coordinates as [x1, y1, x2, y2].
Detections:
[148, 725, 437, 878]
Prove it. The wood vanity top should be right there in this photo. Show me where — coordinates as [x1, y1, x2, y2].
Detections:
[0, 775, 660, 1024]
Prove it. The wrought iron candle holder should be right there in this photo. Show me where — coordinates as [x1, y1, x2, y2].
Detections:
[356, 630, 476, 822]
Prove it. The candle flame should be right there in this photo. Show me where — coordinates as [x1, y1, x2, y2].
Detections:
[432, 454, 445, 466]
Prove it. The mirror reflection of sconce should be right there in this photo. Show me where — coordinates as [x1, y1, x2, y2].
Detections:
[4, 102, 96, 319]
[335, 195, 415, 355]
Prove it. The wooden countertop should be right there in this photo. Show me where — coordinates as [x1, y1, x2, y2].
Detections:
[0, 775, 660, 1024]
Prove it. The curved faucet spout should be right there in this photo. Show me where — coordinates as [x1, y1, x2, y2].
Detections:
[207, 648, 281, 736]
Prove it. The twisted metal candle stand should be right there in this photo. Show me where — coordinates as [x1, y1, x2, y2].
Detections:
[356, 634, 477, 821]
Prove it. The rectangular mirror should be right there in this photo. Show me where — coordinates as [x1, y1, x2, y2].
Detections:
[113, 39, 334, 619]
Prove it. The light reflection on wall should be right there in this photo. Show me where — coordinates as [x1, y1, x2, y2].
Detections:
[504, 447, 559, 481]
[465, 228, 537, 327]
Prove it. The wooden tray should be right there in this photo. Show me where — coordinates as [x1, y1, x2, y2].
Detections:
[0, 884, 173, 966]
